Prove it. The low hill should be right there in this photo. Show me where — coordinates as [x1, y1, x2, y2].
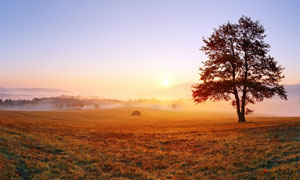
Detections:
[147, 82, 300, 99]
[0, 87, 69, 99]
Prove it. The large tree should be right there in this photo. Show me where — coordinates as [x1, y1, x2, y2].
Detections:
[192, 16, 287, 122]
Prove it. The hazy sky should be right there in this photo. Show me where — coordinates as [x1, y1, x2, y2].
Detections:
[1, 0, 300, 98]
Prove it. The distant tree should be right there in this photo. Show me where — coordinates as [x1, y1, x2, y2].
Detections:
[4, 99, 14, 105]
[171, 104, 177, 110]
[0, 99, 3, 105]
[192, 16, 287, 123]
[32, 98, 40, 103]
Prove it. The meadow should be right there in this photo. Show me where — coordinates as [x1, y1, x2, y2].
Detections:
[0, 108, 300, 180]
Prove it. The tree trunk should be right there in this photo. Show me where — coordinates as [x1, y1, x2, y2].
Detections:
[233, 89, 245, 123]
[238, 112, 246, 123]
[240, 90, 247, 123]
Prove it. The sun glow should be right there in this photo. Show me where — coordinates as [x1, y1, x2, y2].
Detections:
[162, 78, 170, 87]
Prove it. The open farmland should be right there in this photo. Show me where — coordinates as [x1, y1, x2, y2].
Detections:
[0, 108, 300, 180]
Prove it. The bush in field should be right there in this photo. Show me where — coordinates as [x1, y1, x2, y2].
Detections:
[171, 104, 178, 110]
[131, 110, 142, 116]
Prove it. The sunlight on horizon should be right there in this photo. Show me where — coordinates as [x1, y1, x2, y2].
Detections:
[162, 78, 170, 87]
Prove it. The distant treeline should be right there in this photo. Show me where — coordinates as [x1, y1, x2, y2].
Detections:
[0, 95, 122, 110]
[0, 95, 185, 111]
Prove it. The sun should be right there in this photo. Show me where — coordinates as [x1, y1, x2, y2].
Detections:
[162, 78, 170, 87]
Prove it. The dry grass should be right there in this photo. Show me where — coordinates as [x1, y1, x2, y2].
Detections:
[0, 108, 300, 179]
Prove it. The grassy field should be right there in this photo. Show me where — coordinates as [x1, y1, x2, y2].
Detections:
[0, 108, 300, 180]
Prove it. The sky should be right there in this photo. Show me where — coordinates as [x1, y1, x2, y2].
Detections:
[1, 0, 300, 99]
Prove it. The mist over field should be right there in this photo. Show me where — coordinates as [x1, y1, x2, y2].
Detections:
[1, 83, 299, 116]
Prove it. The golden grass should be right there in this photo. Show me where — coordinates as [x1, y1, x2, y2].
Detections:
[0, 108, 300, 179]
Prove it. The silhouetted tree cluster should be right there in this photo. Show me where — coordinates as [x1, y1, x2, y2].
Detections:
[193, 16, 287, 122]
[0, 95, 122, 110]
[0, 99, 32, 106]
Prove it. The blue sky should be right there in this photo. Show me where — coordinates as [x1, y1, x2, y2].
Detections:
[0, 0, 299, 98]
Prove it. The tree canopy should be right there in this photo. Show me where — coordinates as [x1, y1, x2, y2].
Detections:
[192, 16, 287, 122]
